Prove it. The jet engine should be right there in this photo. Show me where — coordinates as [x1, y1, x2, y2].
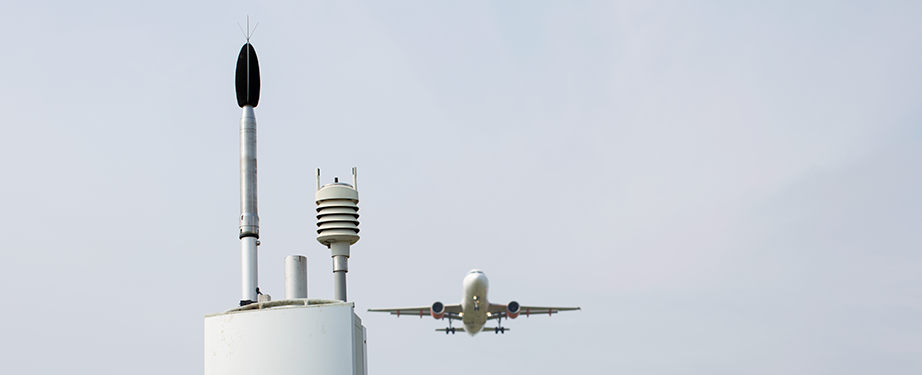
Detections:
[430, 301, 445, 320]
[506, 301, 520, 319]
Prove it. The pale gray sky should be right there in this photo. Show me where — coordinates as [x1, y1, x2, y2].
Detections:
[1, 1, 920, 374]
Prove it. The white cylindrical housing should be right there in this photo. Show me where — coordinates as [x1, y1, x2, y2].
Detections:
[241, 236, 258, 302]
[205, 301, 366, 375]
[285, 255, 308, 299]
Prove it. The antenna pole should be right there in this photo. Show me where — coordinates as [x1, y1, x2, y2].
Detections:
[234, 20, 262, 306]
[239, 105, 259, 305]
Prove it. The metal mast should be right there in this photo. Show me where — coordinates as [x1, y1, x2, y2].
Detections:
[235, 39, 262, 306]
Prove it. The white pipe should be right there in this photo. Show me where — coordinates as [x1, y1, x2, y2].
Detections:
[331, 241, 350, 301]
[241, 236, 258, 302]
[285, 255, 308, 299]
[333, 270, 347, 302]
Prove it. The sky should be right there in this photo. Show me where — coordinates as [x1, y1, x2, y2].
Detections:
[1, 1, 921, 374]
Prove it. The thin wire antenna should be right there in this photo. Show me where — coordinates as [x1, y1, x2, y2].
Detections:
[236, 16, 258, 103]
[238, 23, 248, 40]
[237, 16, 259, 43]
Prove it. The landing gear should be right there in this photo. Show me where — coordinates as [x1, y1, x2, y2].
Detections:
[495, 316, 506, 334]
[445, 319, 456, 335]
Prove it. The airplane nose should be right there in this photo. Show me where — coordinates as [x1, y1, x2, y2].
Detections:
[473, 274, 487, 287]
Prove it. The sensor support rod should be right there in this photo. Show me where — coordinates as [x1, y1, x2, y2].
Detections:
[332, 242, 349, 301]
[239, 105, 259, 305]
[315, 168, 360, 302]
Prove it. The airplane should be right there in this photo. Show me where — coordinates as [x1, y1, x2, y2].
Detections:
[368, 269, 580, 336]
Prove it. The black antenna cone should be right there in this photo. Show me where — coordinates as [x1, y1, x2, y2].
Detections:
[235, 43, 261, 107]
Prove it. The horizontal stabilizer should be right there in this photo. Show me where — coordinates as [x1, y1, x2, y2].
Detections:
[436, 327, 465, 332]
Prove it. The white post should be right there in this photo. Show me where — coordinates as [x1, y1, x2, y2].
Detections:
[331, 242, 350, 301]
[241, 237, 258, 302]
[285, 255, 308, 299]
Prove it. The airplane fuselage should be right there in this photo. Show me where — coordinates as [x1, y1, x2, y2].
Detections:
[461, 270, 490, 336]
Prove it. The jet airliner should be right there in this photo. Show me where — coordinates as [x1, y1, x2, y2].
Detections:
[368, 269, 580, 335]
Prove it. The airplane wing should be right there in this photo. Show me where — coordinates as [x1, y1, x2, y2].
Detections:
[486, 304, 580, 320]
[436, 327, 511, 333]
[368, 304, 463, 320]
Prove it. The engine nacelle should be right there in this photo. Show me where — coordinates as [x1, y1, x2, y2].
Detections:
[430, 301, 445, 320]
[506, 301, 520, 319]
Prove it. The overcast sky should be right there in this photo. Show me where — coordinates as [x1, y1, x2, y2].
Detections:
[1, 1, 921, 374]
